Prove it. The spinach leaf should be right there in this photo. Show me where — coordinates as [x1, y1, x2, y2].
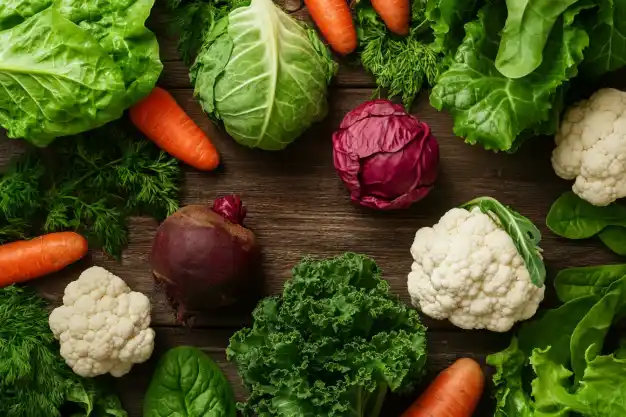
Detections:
[429, 1, 589, 152]
[144, 346, 236, 417]
[599, 226, 626, 255]
[546, 192, 626, 238]
[495, 0, 582, 79]
[555, 263, 626, 301]
[462, 196, 546, 286]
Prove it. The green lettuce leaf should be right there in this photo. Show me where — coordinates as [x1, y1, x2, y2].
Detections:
[495, 0, 582, 79]
[487, 274, 626, 417]
[0, 0, 161, 146]
[0, 8, 127, 146]
[579, 0, 626, 76]
[426, 0, 480, 55]
[227, 253, 427, 417]
[430, 1, 588, 152]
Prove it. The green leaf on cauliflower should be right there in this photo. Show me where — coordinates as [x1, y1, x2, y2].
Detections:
[462, 196, 546, 287]
[429, 1, 589, 152]
[227, 253, 427, 417]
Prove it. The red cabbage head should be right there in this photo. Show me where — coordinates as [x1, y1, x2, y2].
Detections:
[332, 100, 440, 210]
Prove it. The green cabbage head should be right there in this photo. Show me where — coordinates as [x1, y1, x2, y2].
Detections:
[191, 0, 337, 151]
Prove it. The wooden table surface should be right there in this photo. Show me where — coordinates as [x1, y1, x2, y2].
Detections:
[1, 2, 624, 416]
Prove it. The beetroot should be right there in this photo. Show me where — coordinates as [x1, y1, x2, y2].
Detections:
[151, 195, 260, 322]
[332, 100, 440, 210]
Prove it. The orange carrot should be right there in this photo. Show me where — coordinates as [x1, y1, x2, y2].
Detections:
[0, 232, 88, 287]
[304, 0, 358, 55]
[401, 358, 485, 417]
[130, 87, 220, 171]
[371, 0, 410, 36]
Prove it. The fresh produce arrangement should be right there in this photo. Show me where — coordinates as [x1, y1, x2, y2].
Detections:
[2, 0, 626, 416]
[0, 285, 127, 417]
[488, 263, 626, 415]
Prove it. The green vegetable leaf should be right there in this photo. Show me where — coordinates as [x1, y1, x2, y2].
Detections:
[356, 0, 441, 109]
[0, 120, 181, 257]
[144, 346, 236, 417]
[554, 263, 626, 301]
[546, 191, 626, 239]
[599, 226, 626, 255]
[430, 2, 589, 152]
[580, 0, 626, 77]
[426, 0, 480, 55]
[188, 0, 336, 151]
[462, 196, 546, 287]
[487, 338, 535, 417]
[227, 253, 427, 417]
[487, 271, 626, 417]
[0, 0, 161, 145]
[495, 0, 582, 79]
[0, 8, 126, 146]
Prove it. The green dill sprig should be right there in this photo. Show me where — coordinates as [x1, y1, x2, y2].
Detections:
[356, 0, 443, 109]
[0, 120, 181, 257]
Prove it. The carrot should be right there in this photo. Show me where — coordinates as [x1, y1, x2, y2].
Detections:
[0, 232, 88, 287]
[401, 358, 485, 417]
[304, 0, 358, 55]
[371, 0, 410, 36]
[130, 87, 220, 171]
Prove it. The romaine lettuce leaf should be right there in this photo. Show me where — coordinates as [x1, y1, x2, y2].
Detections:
[429, 1, 588, 152]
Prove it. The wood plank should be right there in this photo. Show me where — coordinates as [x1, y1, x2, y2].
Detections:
[1, 88, 620, 329]
[115, 327, 510, 417]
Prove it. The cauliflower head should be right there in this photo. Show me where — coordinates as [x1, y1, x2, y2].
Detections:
[408, 207, 545, 332]
[49, 266, 155, 378]
[552, 88, 626, 206]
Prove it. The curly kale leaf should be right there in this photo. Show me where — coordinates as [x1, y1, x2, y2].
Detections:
[227, 253, 427, 417]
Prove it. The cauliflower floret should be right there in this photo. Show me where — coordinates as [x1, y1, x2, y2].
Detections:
[408, 207, 545, 332]
[49, 266, 155, 378]
[552, 88, 626, 206]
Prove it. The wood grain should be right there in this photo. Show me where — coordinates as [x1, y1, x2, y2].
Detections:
[1, 3, 625, 416]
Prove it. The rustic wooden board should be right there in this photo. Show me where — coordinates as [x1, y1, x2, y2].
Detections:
[1, 2, 625, 416]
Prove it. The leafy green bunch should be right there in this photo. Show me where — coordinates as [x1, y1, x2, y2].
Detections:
[430, 0, 626, 152]
[0, 120, 181, 257]
[488, 264, 626, 416]
[227, 253, 427, 417]
[0, 286, 126, 417]
[355, 0, 480, 108]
